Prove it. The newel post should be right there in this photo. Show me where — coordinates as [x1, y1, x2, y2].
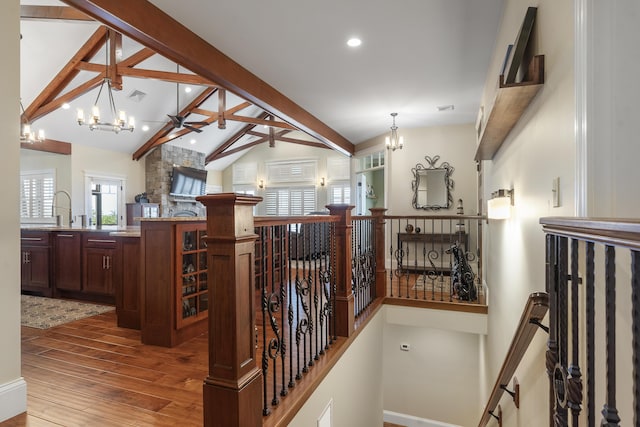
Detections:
[327, 204, 355, 337]
[369, 208, 387, 298]
[197, 193, 263, 427]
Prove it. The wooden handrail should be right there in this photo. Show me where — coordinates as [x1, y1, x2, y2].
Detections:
[478, 292, 549, 427]
[540, 217, 640, 250]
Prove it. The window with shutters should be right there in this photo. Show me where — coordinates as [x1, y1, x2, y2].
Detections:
[20, 169, 55, 222]
[266, 160, 316, 184]
[264, 186, 316, 216]
[327, 156, 350, 181]
[328, 182, 351, 204]
[232, 162, 258, 185]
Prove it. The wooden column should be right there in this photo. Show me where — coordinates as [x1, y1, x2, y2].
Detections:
[326, 204, 355, 337]
[197, 193, 262, 427]
[369, 208, 387, 299]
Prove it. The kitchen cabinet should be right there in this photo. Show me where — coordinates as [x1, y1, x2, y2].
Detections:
[82, 232, 118, 301]
[140, 219, 208, 347]
[20, 230, 51, 296]
[53, 231, 82, 292]
[116, 236, 141, 329]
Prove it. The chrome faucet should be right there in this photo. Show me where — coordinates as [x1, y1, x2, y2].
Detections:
[52, 190, 73, 227]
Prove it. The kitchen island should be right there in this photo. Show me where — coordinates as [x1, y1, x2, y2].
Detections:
[20, 225, 141, 329]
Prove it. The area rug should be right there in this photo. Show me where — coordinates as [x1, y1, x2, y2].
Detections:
[21, 295, 114, 329]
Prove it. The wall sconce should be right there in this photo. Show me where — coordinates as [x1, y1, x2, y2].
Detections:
[487, 189, 514, 219]
[258, 179, 264, 189]
[320, 177, 325, 187]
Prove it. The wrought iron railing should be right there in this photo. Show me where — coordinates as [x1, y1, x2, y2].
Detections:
[352, 215, 376, 317]
[254, 216, 339, 417]
[384, 215, 484, 303]
[541, 217, 640, 426]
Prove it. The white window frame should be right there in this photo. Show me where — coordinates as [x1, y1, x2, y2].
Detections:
[328, 181, 351, 205]
[84, 171, 126, 227]
[264, 185, 316, 216]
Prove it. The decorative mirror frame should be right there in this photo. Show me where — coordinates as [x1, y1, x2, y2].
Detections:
[411, 155, 455, 210]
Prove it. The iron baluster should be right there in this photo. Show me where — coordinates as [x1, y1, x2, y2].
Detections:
[585, 242, 595, 427]
[601, 245, 620, 426]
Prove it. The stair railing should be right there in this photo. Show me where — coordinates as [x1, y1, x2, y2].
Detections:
[477, 292, 549, 426]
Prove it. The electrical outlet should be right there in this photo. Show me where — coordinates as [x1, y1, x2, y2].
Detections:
[400, 343, 410, 351]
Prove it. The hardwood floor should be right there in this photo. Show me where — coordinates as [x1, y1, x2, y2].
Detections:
[3, 311, 208, 426]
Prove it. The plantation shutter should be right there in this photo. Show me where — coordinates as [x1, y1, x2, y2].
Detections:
[20, 170, 55, 220]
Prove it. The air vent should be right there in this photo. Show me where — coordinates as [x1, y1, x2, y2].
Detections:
[128, 89, 147, 103]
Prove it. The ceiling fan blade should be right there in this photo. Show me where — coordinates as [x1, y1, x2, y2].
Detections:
[167, 114, 180, 127]
[184, 124, 203, 133]
[184, 121, 210, 127]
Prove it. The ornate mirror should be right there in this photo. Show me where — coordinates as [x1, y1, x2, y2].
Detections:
[411, 155, 454, 210]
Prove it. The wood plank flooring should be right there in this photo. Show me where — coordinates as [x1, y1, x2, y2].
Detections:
[3, 311, 208, 427]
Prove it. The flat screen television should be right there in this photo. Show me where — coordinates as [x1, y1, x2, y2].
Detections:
[170, 166, 207, 197]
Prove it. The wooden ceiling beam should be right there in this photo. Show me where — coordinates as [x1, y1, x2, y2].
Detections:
[245, 130, 330, 150]
[60, 0, 355, 156]
[23, 25, 107, 121]
[108, 30, 123, 89]
[226, 114, 297, 130]
[132, 87, 217, 160]
[117, 47, 155, 67]
[20, 5, 93, 22]
[20, 138, 72, 155]
[75, 62, 219, 86]
[30, 75, 104, 122]
[205, 112, 269, 163]
[211, 139, 267, 161]
[218, 89, 226, 129]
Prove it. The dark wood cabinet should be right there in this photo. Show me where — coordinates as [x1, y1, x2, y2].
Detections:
[116, 236, 141, 329]
[140, 219, 208, 347]
[20, 231, 51, 296]
[82, 233, 118, 301]
[53, 231, 82, 292]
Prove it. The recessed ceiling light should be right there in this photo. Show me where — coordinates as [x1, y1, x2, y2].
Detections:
[142, 124, 150, 131]
[347, 38, 362, 48]
[184, 86, 192, 93]
[61, 103, 70, 110]
[190, 139, 196, 145]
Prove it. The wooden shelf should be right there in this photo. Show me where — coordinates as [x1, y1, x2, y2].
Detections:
[475, 55, 545, 161]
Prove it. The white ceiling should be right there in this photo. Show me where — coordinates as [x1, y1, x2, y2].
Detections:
[20, 0, 504, 170]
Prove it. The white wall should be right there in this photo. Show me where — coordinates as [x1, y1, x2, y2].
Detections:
[222, 141, 349, 212]
[478, 0, 575, 425]
[288, 308, 385, 427]
[70, 144, 146, 219]
[358, 123, 479, 216]
[383, 307, 485, 427]
[0, 0, 27, 421]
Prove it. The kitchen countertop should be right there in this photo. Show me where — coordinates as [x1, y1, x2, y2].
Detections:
[139, 217, 206, 222]
[21, 224, 141, 238]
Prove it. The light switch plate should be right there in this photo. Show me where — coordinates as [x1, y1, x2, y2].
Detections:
[552, 177, 560, 207]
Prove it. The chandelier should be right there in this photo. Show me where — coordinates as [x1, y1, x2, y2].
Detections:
[20, 101, 44, 143]
[385, 112, 404, 151]
[76, 35, 134, 133]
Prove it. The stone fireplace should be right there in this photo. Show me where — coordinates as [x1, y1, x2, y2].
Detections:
[144, 145, 206, 217]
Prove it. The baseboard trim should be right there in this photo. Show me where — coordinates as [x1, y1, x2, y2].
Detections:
[0, 377, 27, 422]
[383, 410, 461, 427]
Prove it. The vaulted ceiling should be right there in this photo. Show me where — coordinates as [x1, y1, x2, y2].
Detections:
[19, 0, 504, 170]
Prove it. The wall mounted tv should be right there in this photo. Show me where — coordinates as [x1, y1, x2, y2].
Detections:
[170, 166, 207, 198]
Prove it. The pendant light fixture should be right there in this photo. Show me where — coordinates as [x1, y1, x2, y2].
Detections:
[20, 101, 45, 143]
[76, 33, 134, 133]
[385, 112, 404, 151]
